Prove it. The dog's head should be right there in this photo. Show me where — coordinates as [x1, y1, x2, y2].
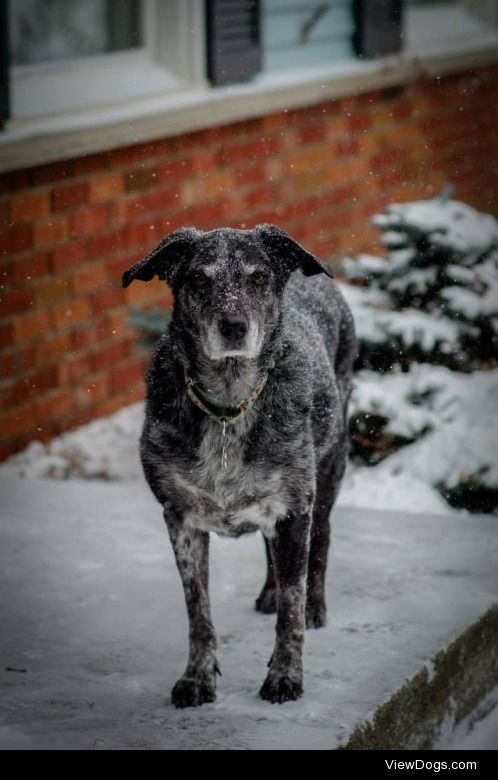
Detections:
[122, 225, 333, 362]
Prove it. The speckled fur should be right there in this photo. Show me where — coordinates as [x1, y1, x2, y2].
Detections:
[122, 225, 356, 706]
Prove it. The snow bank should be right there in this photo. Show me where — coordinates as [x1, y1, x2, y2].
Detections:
[3, 403, 143, 481]
[351, 365, 498, 492]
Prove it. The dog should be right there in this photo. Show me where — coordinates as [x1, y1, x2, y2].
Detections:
[122, 224, 356, 707]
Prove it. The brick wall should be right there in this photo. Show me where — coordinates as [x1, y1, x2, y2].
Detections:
[1, 66, 497, 459]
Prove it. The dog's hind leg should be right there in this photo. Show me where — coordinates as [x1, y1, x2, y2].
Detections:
[255, 537, 277, 614]
[306, 450, 345, 629]
[260, 508, 311, 703]
[165, 513, 219, 708]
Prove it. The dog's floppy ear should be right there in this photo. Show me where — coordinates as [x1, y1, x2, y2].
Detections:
[122, 227, 200, 288]
[254, 223, 334, 278]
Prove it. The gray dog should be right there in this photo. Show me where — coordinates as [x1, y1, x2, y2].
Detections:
[122, 224, 356, 707]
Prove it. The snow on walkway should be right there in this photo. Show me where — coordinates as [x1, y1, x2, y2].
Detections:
[1, 475, 496, 750]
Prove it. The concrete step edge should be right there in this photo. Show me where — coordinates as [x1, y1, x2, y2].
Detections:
[339, 604, 498, 750]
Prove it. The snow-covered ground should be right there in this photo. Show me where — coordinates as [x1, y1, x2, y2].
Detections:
[1, 475, 496, 750]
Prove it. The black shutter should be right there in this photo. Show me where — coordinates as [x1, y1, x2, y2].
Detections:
[353, 0, 404, 58]
[0, 0, 9, 128]
[206, 0, 261, 86]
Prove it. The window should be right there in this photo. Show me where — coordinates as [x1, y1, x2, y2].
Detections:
[9, 0, 143, 65]
[6, 0, 205, 124]
[261, 1, 355, 73]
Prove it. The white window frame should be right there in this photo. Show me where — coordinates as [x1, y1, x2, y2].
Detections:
[9, 0, 206, 124]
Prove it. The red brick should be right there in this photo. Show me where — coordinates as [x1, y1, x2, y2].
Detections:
[125, 222, 159, 251]
[50, 297, 91, 330]
[336, 138, 361, 157]
[33, 217, 68, 247]
[125, 167, 159, 192]
[86, 230, 126, 260]
[72, 263, 109, 294]
[124, 277, 170, 306]
[91, 287, 124, 313]
[158, 158, 191, 181]
[0, 381, 17, 409]
[348, 112, 373, 133]
[1, 289, 34, 317]
[0, 349, 16, 380]
[93, 389, 144, 418]
[17, 344, 37, 372]
[52, 240, 87, 272]
[244, 185, 281, 211]
[109, 144, 148, 169]
[35, 276, 73, 308]
[0, 322, 15, 349]
[1, 404, 39, 438]
[0, 169, 31, 197]
[71, 325, 96, 351]
[10, 191, 50, 223]
[61, 407, 95, 431]
[91, 341, 129, 372]
[13, 311, 51, 343]
[0, 202, 9, 227]
[31, 160, 73, 186]
[0, 224, 33, 255]
[85, 374, 110, 403]
[89, 173, 124, 203]
[70, 204, 109, 236]
[16, 365, 59, 403]
[52, 182, 89, 212]
[33, 332, 71, 367]
[106, 307, 133, 336]
[295, 124, 329, 145]
[183, 202, 226, 228]
[73, 152, 110, 177]
[107, 254, 140, 280]
[34, 390, 73, 424]
[13, 251, 52, 285]
[112, 188, 179, 223]
[60, 353, 92, 384]
[110, 358, 146, 393]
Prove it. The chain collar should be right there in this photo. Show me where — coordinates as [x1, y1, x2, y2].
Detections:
[184, 360, 275, 427]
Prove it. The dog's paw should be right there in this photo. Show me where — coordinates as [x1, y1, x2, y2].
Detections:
[255, 585, 277, 614]
[171, 676, 216, 709]
[259, 673, 303, 704]
[305, 599, 327, 630]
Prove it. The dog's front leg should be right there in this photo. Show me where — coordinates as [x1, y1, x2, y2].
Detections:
[165, 512, 218, 708]
[260, 508, 312, 704]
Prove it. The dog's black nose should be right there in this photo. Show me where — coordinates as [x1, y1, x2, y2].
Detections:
[218, 315, 248, 341]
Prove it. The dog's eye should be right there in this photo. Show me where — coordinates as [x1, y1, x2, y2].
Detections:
[191, 273, 209, 289]
[251, 271, 268, 285]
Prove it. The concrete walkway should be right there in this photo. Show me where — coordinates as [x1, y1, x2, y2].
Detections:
[0, 474, 496, 750]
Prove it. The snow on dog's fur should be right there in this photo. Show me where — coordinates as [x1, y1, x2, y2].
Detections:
[122, 225, 356, 707]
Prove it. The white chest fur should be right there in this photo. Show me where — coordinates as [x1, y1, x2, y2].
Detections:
[173, 420, 287, 538]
